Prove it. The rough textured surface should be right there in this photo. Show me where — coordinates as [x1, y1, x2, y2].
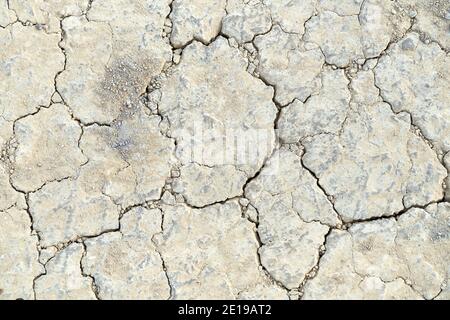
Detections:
[302, 103, 446, 222]
[57, 1, 171, 124]
[159, 38, 277, 206]
[254, 25, 324, 105]
[1, 0, 449, 300]
[222, 0, 272, 43]
[399, 0, 450, 51]
[304, 0, 410, 67]
[0, 164, 21, 211]
[445, 153, 450, 201]
[28, 177, 120, 247]
[170, 0, 226, 47]
[11, 104, 87, 192]
[245, 148, 335, 288]
[92, 110, 175, 208]
[34, 243, 96, 300]
[0, 207, 43, 300]
[264, 0, 315, 34]
[0, 24, 64, 121]
[304, 203, 450, 300]
[0, 1, 16, 27]
[278, 68, 350, 142]
[246, 148, 340, 227]
[82, 207, 170, 300]
[173, 163, 247, 207]
[375, 32, 450, 153]
[8, 0, 89, 33]
[156, 201, 287, 299]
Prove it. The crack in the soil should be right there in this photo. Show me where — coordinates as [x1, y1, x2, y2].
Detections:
[2, 1, 449, 300]
[240, 204, 291, 295]
[80, 241, 101, 300]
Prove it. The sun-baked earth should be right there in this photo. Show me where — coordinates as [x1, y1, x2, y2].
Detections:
[0, 0, 449, 300]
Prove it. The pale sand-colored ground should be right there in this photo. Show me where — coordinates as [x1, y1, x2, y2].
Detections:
[0, 0, 449, 300]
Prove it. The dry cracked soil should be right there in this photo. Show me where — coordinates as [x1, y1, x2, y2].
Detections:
[0, 0, 449, 300]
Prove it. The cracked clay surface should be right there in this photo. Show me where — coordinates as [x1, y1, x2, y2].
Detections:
[0, 0, 449, 300]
